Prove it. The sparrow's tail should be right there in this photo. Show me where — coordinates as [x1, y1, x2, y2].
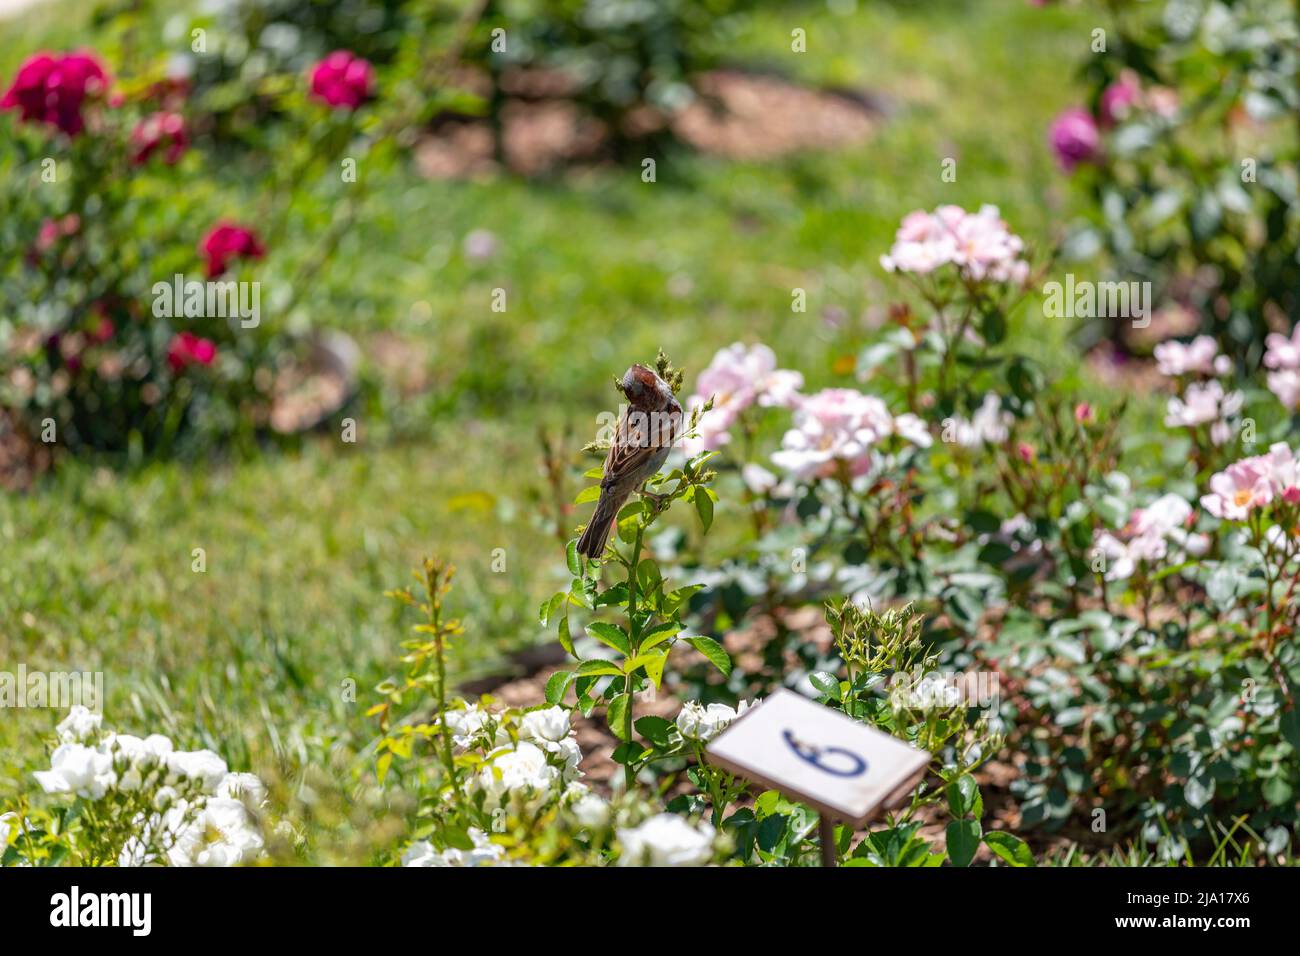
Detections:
[576, 491, 626, 559]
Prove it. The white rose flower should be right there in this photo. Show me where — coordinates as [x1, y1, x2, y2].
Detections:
[402, 828, 505, 867]
[443, 704, 496, 749]
[216, 772, 268, 807]
[167, 798, 265, 867]
[571, 793, 610, 829]
[165, 749, 229, 793]
[519, 705, 571, 743]
[473, 741, 561, 810]
[56, 705, 102, 744]
[617, 813, 715, 866]
[675, 700, 751, 742]
[400, 840, 439, 867]
[33, 743, 115, 799]
[0, 811, 16, 847]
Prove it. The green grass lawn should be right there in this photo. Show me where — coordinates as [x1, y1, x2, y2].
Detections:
[0, 0, 1112, 859]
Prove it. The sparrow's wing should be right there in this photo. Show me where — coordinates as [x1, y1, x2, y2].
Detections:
[603, 403, 679, 485]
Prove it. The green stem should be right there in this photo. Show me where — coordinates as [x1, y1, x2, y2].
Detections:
[622, 521, 646, 789]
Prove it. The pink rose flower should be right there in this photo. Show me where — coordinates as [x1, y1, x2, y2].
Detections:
[199, 222, 265, 279]
[309, 50, 374, 110]
[166, 331, 217, 373]
[880, 205, 1028, 284]
[130, 111, 187, 165]
[2, 50, 108, 136]
[1099, 72, 1141, 127]
[1201, 455, 1275, 521]
[770, 388, 929, 481]
[1153, 335, 1231, 377]
[683, 343, 803, 454]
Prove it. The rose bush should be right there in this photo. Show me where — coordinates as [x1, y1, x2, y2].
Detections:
[1054, 0, 1300, 355]
[0, 39, 376, 459]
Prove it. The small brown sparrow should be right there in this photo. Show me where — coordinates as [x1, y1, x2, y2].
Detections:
[576, 364, 683, 559]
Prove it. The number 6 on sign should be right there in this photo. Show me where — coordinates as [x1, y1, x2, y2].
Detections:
[706, 688, 929, 826]
[782, 730, 868, 778]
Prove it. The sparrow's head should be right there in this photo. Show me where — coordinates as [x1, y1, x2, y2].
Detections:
[621, 364, 674, 410]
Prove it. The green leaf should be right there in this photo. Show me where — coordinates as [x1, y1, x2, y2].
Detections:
[693, 487, 714, 532]
[594, 583, 629, 607]
[587, 622, 632, 655]
[1263, 775, 1292, 806]
[664, 584, 703, 613]
[639, 621, 682, 651]
[624, 650, 669, 687]
[946, 775, 983, 820]
[544, 671, 572, 705]
[1280, 709, 1300, 751]
[634, 715, 675, 747]
[686, 636, 732, 676]
[556, 610, 574, 656]
[539, 591, 565, 626]
[607, 693, 631, 741]
[983, 831, 1034, 867]
[376, 752, 393, 784]
[637, 560, 662, 595]
[611, 741, 644, 765]
[809, 671, 842, 701]
[574, 485, 602, 504]
[575, 659, 623, 678]
[565, 539, 582, 576]
[945, 819, 981, 867]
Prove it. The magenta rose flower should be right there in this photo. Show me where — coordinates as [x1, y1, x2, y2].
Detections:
[2, 50, 108, 136]
[309, 51, 374, 110]
[199, 222, 265, 279]
[130, 111, 187, 165]
[167, 332, 218, 373]
[1049, 107, 1100, 172]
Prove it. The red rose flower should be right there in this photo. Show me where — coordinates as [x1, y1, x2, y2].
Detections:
[199, 222, 265, 278]
[309, 50, 374, 110]
[167, 331, 217, 372]
[2, 50, 109, 136]
[130, 111, 187, 165]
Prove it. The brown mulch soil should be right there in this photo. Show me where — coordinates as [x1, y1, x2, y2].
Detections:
[416, 68, 881, 179]
[0, 409, 51, 491]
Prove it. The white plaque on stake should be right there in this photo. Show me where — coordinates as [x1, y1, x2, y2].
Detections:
[705, 688, 930, 826]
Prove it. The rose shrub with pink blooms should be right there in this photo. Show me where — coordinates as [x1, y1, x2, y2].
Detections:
[1058, 1, 1300, 354]
[654, 200, 1300, 861]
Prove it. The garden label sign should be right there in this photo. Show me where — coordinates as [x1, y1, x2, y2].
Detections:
[705, 689, 929, 825]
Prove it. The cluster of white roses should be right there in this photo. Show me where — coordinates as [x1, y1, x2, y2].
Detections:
[402, 702, 607, 867]
[29, 706, 268, 867]
[399, 700, 738, 867]
[458, 704, 586, 813]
